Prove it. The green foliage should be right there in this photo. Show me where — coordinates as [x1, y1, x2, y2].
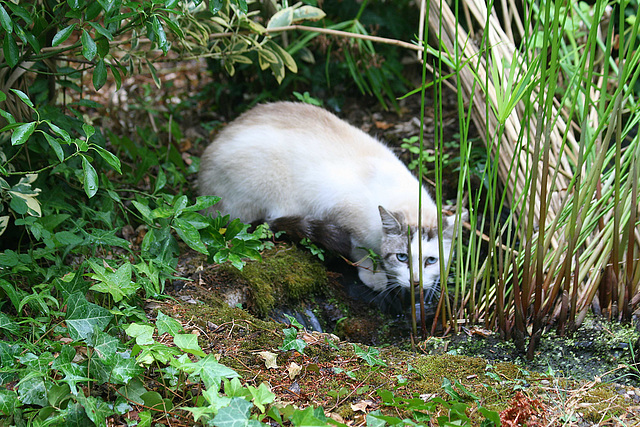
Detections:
[372, 380, 501, 427]
[279, 314, 307, 353]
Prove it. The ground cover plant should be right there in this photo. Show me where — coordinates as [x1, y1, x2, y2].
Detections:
[1, 0, 640, 425]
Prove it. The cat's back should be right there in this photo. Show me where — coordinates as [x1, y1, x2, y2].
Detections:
[203, 102, 391, 160]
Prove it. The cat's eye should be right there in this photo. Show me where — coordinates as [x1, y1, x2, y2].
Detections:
[425, 257, 438, 266]
[396, 253, 409, 262]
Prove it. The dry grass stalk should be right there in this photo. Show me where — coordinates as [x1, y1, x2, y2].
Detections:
[427, 0, 640, 327]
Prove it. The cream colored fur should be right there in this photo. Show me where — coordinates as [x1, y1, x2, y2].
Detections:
[198, 102, 454, 292]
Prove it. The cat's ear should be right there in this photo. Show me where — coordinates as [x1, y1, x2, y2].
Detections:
[442, 208, 468, 239]
[378, 206, 404, 235]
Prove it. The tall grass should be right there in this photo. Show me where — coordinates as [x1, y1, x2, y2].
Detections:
[425, 0, 640, 354]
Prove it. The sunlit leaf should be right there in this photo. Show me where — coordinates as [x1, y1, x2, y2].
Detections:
[52, 24, 75, 46]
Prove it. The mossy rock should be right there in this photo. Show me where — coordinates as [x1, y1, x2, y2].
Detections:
[220, 244, 328, 317]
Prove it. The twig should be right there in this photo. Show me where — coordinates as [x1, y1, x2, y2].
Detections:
[210, 25, 424, 52]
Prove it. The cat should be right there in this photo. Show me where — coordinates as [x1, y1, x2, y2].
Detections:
[198, 102, 461, 296]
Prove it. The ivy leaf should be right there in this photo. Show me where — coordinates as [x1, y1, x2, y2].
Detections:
[11, 122, 36, 145]
[246, 383, 275, 413]
[352, 344, 387, 367]
[93, 59, 107, 90]
[81, 29, 97, 60]
[52, 24, 76, 46]
[179, 354, 240, 390]
[174, 333, 206, 357]
[88, 260, 137, 303]
[65, 292, 113, 341]
[110, 353, 144, 384]
[81, 155, 98, 198]
[0, 388, 19, 416]
[125, 323, 155, 346]
[76, 394, 114, 427]
[279, 328, 306, 353]
[212, 397, 252, 427]
[156, 311, 183, 337]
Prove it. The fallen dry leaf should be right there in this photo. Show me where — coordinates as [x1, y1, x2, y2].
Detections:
[257, 351, 278, 369]
[351, 400, 375, 412]
[288, 362, 302, 379]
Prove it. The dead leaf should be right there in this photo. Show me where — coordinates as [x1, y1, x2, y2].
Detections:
[350, 400, 374, 412]
[374, 120, 394, 130]
[257, 351, 278, 369]
[288, 362, 302, 379]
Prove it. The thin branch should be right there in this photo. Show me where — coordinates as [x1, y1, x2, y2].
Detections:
[210, 24, 424, 52]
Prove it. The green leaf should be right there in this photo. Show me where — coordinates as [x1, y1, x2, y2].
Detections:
[246, 383, 275, 413]
[178, 354, 240, 389]
[83, 123, 95, 141]
[212, 397, 252, 427]
[156, 311, 183, 337]
[174, 333, 205, 357]
[289, 406, 328, 426]
[81, 155, 99, 198]
[81, 29, 97, 60]
[93, 59, 107, 90]
[52, 24, 76, 46]
[173, 217, 208, 254]
[2, 33, 19, 68]
[151, 16, 168, 54]
[87, 21, 113, 41]
[88, 260, 138, 303]
[110, 63, 122, 90]
[91, 144, 122, 173]
[235, 0, 247, 14]
[292, 5, 326, 22]
[268, 7, 293, 28]
[10, 89, 33, 108]
[145, 58, 161, 88]
[65, 292, 113, 341]
[182, 195, 220, 212]
[17, 376, 48, 406]
[0, 4, 12, 33]
[125, 323, 155, 346]
[352, 344, 387, 367]
[0, 388, 19, 415]
[11, 122, 36, 145]
[55, 230, 84, 246]
[43, 133, 65, 162]
[76, 394, 114, 427]
[4, 3, 31, 25]
[210, 0, 223, 14]
[110, 354, 144, 384]
[132, 200, 153, 223]
[46, 121, 71, 141]
[0, 312, 20, 336]
[67, 0, 81, 10]
[280, 328, 306, 353]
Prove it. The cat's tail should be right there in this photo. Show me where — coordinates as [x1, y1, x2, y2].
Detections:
[269, 216, 352, 256]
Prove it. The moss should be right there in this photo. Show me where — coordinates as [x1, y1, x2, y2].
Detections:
[580, 384, 627, 422]
[220, 244, 328, 317]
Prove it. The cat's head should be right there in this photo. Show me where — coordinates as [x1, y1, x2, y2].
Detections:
[377, 206, 465, 296]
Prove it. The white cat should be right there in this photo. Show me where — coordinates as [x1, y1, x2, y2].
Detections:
[198, 102, 460, 294]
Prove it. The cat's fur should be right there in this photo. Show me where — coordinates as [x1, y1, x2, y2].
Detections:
[198, 102, 459, 293]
